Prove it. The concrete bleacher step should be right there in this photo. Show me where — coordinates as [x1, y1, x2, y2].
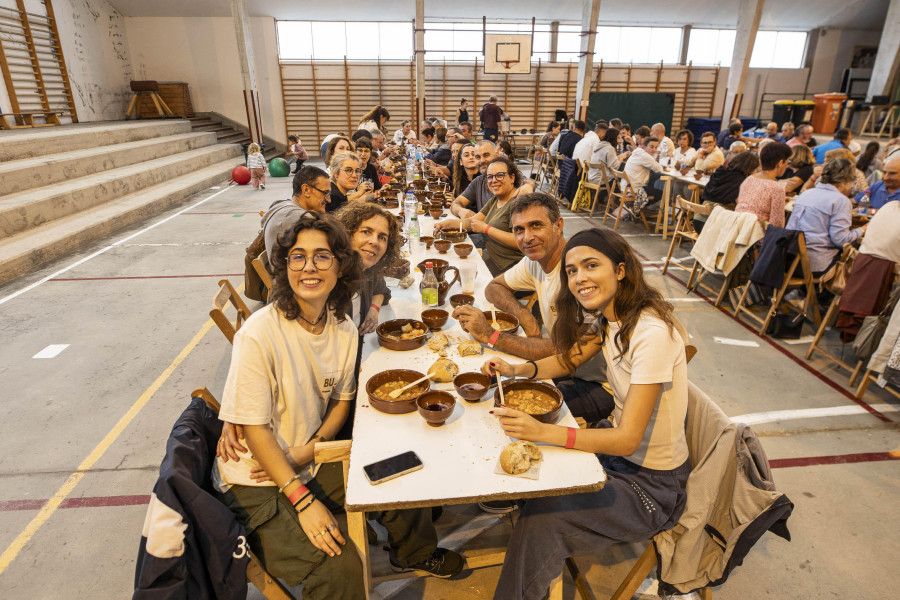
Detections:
[0, 131, 218, 194]
[0, 144, 242, 239]
[0, 120, 192, 162]
[0, 157, 241, 284]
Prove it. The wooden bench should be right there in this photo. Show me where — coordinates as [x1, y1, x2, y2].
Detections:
[0, 111, 62, 130]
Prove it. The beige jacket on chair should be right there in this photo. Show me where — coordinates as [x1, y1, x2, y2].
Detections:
[653, 382, 793, 595]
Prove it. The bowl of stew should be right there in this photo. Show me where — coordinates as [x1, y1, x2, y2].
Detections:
[366, 369, 430, 414]
[494, 379, 562, 424]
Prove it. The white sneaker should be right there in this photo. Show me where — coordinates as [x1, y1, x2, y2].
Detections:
[260, 184, 266, 190]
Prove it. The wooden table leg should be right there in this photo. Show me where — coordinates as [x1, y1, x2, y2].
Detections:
[346, 510, 372, 598]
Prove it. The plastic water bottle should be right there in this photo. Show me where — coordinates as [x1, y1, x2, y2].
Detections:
[406, 157, 414, 183]
[420, 262, 438, 308]
[404, 191, 417, 231]
[408, 215, 420, 262]
[857, 190, 870, 216]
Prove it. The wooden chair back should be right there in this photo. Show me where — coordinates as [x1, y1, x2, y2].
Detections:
[251, 250, 274, 300]
[210, 279, 252, 344]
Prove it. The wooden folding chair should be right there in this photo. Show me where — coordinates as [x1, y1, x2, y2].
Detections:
[547, 154, 561, 196]
[608, 168, 653, 232]
[210, 279, 252, 343]
[533, 151, 549, 188]
[192, 387, 298, 600]
[251, 250, 274, 301]
[805, 247, 858, 372]
[662, 196, 709, 277]
[570, 160, 594, 213]
[733, 232, 823, 336]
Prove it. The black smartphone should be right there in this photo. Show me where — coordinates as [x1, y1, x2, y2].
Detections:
[363, 451, 424, 485]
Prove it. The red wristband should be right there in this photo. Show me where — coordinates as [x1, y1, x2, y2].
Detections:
[370, 303, 380, 312]
[488, 329, 501, 348]
[287, 485, 308, 505]
[565, 427, 577, 449]
[484, 224, 492, 235]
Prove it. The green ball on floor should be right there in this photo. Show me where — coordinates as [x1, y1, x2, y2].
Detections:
[268, 157, 290, 177]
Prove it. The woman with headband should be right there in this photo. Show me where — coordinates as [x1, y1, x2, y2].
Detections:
[482, 228, 691, 600]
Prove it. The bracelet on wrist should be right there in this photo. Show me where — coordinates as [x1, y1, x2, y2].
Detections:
[488, 329, 502, 348]
[292, 491, 312, 508]
[565, 427, 577, 449]
[296, 495, 316, 513]
[279, 473, 306, 495]
[526, 360, 538, 379]
[370, 303, 380, 313]
[484, 224, 492, 235]
[286, 483, 309, 505]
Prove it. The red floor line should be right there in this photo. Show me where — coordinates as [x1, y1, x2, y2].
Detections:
[770, 451, 900, 469]
[571, 212, 892, 423]
[0, 494, 151, 512]
[182, 212, 249, 215]
[50, 274, 243, 281]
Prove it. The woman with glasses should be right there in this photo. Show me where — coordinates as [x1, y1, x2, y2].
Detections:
[353, 138, 382, 193]
[482, 228, 690, 600]
[437, 156, 525, 276]
[328, 153, 371, 213]
[452, 143, 478, 197]
[214, 214, 463, 595]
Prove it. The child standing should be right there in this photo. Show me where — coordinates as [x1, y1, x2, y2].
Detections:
[287, 134, 308, 173]
[246, 143, 268, 190]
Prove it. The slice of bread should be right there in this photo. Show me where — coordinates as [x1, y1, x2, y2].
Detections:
[499, 440, 542, 475]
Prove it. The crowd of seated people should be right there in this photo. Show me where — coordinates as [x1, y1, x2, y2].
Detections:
[204, 100, 898, 600]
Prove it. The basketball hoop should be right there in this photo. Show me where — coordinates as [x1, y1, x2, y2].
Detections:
[500, 59, 519, 70]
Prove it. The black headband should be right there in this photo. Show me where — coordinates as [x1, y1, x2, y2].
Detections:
[564, 229, 625, 267]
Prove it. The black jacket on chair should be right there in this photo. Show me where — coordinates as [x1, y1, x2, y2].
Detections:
[133, 397, 249, 600]
[748, 227, 801, 289]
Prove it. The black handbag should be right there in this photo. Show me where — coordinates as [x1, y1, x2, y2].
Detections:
[766, 312, 805, 339]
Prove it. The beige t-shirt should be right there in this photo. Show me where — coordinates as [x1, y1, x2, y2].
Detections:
[599, 314, 688, 470]
[214, 305, 358, 490]
[503, 256, 606, 383]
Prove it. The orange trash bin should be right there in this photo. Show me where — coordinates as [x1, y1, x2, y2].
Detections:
[812, 93, 847, 134]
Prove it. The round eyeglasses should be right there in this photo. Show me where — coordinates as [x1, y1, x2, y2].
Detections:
[287, 252, 335, 271]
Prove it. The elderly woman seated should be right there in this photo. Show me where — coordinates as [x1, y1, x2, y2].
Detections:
[787, 158, 867, 303]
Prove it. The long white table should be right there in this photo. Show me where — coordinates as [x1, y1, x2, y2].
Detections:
[342, 209, 607, 593]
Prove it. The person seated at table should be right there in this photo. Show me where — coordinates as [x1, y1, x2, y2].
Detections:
[459, 121, 475, 144]
[420, 126, 437, 151]
[693, 131, 725, 172]
[454, 192, 614, 423]
[320, 132, 347, 160]
[858, 197, 900, 263]
[352, 138, 382, 193]
[787, 123, 815, 148]
[588, 127, 631, 184]
[777, 121, 795, 144]
[574, 120, 607, 165]
[483, 227, 690, 600]
[632, 125, 652, 149]
[650, 123, 675, 158]
[854, 154, 900, 209]
[431, 137, 466, 181]
[214, 215, 464, 598]
[623, 135, 663, 205]
[619, 124, 636, 153]
[764, 121, 780, 139]
[358, 105, 390, 133]
[451, 143, 478, 197]
[449, 141, 535, 219]
[265, 166, 332, 261]
[393, 120, 415, 144]
[425, 127, 451, 166]
[551, 120, 586, 159]
[692, 152, 760, 233]
[324, 136, 353, 173]
[498, 139, 514, 159]
[777, 145, 815, 196]
[812, 127, 852, 164]
[723, 140, 747, 167]
[672, 129, 696, 167]
[716, 118, 742, 147]
[328, 153, 370, 213]
[721, 122, 744, 150]
[857, 141, 882, 182]
[539, 121, 560, 150]
[735, 142, 791, 227]
[436, 156, 525, 276]
[804, 148, 868, 196]
[786, 158, 866, 304]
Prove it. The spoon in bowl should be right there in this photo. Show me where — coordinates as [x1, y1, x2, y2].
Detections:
[388, 373, 434, 399]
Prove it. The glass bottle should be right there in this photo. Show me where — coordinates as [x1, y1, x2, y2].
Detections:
[420, 262, 438, 308]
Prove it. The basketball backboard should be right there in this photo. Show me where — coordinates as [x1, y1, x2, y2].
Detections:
[484, 33, 532, 74]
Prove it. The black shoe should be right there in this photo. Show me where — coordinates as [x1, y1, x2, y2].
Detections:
[478, 500, 518, 514]
[389, 547, 464, 578]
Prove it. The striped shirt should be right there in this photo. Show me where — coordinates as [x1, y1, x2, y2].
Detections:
[246, 153, 267, 169]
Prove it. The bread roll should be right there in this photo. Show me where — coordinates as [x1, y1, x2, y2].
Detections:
[499, 441, 542, 475]
[457, 340, 482, 356]
[427, 332, 449, 352]
[428, 358, 459, 383]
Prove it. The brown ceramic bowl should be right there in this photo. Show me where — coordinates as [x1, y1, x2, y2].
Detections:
[429, 208, 444, 219]
[493, 379, 563, 424]
[440, 230, 467, 244]
[385, 200, 400, 210]
[376, 319, 428, 351]
[693, 171, 703, 180]
[433, 240, 452, 254]
[449, 293, 475, 308]
[453, 372, 492, 402]
[453, 243, 473, 259]
[421, 308, 449, 330]
[386, 259, 409, 279]
[416, 391, 456, 426]
[420, 236, 434, 249]
[410, 179, 428, 190]
[366, 369, 430, 414]
[482, 311, 519, 335]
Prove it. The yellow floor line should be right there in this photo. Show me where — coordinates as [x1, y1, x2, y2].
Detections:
[0, 317, 216, 575]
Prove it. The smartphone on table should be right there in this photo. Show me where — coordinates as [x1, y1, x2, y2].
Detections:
[363, 451, 423, 485]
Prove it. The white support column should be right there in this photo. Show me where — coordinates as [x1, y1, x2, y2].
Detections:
[720, 0, 764, 124]
[414, 0, 426, 134]
[230, 0, 262, 144]
[575, 0, 602, 122]
[867, 0, 900, 102]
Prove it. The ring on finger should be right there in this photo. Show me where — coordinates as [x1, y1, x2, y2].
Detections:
[327, 524, 337, 532]
[311, 532, 321, 538]
[319, 529, 328, 537]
